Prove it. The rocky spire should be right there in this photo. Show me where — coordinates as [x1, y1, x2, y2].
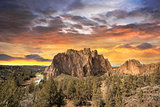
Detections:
[45, 48, 112, 79]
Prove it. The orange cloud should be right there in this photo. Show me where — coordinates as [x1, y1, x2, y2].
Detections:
[1, 22, 160, 66]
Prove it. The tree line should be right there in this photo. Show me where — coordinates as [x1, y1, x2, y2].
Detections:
[0, 67, 159, 107]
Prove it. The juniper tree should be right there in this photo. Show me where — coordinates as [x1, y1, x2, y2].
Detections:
[35, 78, 64, 107]
[0, 79, 22, 107]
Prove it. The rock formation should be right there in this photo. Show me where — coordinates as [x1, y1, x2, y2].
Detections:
[119, 59, 145, 75]
[145, 62, 160, 74]
[119, 59, 160, 75]
[45, 48, 112, 78]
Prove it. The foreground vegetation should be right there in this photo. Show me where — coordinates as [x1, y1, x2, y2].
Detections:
[0, 66, 160, 107]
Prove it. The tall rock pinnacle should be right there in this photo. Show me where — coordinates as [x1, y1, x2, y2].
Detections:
[45, 48, 112, 78]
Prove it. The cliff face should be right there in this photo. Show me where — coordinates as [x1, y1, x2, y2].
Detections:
[119, 59, 145, 75]
[45, 48, 112, 78]
[119, 59, 160, 75]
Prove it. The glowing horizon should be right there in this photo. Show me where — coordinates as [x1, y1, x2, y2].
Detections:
[0, 59, 51, 66]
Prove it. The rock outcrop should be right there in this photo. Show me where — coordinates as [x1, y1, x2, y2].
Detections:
[145, 62, 160, 72]
[45, 48, 112, 78]
[119, 59, 160, 75]
[119, 59, 145, 75]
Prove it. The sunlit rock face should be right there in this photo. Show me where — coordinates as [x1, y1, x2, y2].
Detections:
[119, 59, 145, 75]
[119, 59, 160, 75]
[45, 48, 112, 78]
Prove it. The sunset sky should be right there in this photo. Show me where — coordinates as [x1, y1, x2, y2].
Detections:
[0, 0, 160, 66]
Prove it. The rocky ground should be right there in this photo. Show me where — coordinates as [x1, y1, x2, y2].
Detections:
[123, 85, 160, 107]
